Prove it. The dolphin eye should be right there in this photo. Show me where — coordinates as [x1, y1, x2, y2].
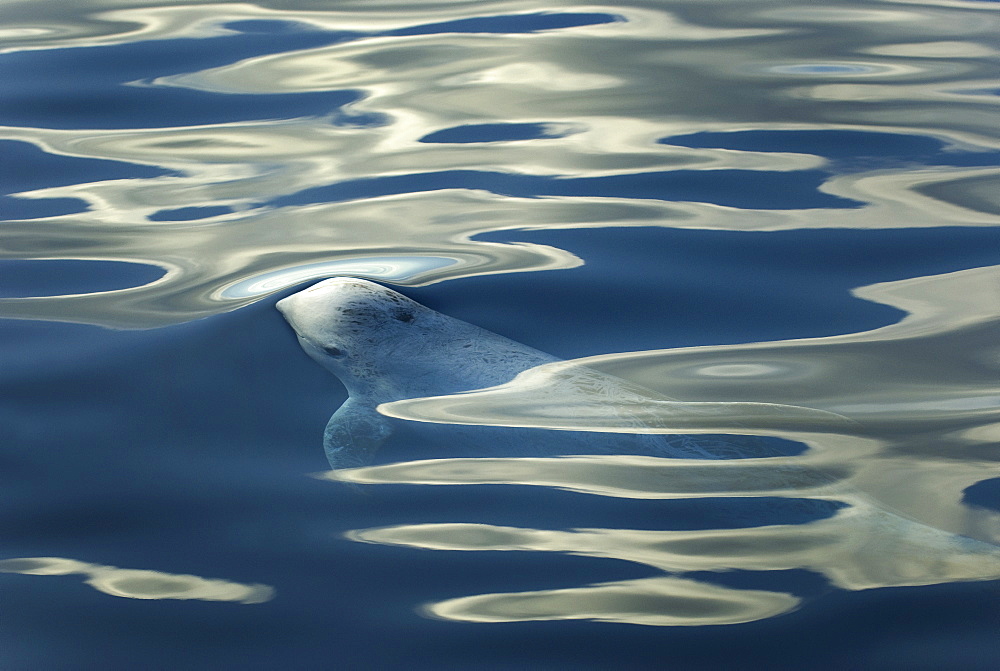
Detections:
[322, 345, 345, 357]
[393, 310, 414, 323]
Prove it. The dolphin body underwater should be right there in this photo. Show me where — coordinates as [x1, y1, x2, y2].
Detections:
[276, 277, 833, 469]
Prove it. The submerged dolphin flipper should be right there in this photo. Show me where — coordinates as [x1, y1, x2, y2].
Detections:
[324, 399, 394, 469]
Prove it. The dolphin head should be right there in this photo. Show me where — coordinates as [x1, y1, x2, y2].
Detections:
[276, 278, 433, 394]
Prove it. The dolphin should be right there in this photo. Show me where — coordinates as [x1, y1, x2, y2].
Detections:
[276, 278, 1000, 617]
[276, 278, 842, 469]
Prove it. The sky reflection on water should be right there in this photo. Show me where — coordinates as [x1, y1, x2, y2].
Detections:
[2, 0, 998, 326]
[1, 0, 999, 667]
[0, 557, 274, 603]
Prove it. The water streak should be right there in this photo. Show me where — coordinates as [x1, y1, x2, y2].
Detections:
[0, 556, 274, 604]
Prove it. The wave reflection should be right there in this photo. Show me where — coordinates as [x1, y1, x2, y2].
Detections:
[0, 556, 274, 604]
[342, 493, 1000, 625]
[428, 575, 801, 627]
[0, 1, 998, 326]
[219, 255, 456, 298]
[333, 430, 1000, 625]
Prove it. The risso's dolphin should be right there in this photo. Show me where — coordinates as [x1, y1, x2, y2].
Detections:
[277, 278, 1000, 608]
[276, 278, 844, 469]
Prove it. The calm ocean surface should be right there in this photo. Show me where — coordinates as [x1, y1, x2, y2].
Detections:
[2, 0, 999, 668]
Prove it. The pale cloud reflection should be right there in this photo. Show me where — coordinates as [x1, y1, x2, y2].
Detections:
[345, 525, 804, 626]
[0, 190, 584, 327]
[3, 167, 997, 327]
[429, 576, 800, 627]
[325, 452, 853, 500]
[351, 511, 1000, 591]
[331, 421, 999, 624]
[346, 499, 1000, 625]
[0, 556, 274, 603]
[1, 0, 998, 327]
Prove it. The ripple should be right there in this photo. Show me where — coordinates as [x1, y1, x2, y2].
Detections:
[219, 256, 456, 298]
[346, 505, 1000, 626]
[689, 363, 791, 378]
[427, 575, 800, 626]
[0, 190, 584, 328]
[1, 0, 995, 330]
[751, 61, 919, 77]
[0, 556, 273, 604]
[328, 454, 847, 499]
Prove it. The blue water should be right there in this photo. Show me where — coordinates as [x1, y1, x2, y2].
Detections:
[2, 1, 999, 668]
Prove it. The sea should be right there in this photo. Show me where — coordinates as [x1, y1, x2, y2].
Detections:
[1, 0, 999, 668]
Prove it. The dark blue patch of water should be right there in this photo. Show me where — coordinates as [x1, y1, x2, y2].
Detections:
[269, 168, 860, 210]
[148, 206, 234, 221]
[689, 567, 833, 598]
[0, 140, 173, 195]
[0, 139, 174, 220]
[963, 478, 1000, 512]
[0, 196, 88, 221]
[0, 259, 164, 297]
[384, 12, 623, 36]
[0, 29, 366, 129]
[420, 122, 564, 143]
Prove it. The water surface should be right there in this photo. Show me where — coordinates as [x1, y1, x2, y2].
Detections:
[2, 0, 999, 668]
